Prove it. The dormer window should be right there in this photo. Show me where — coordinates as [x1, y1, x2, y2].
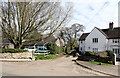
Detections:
[93, 38, 98, 43]
[113, 39, 120, 43]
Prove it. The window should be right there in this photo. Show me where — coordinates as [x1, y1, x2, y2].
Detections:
[113, 48, 120, 55]
[113, 39, 120, 43]
[93, 48, 98, 52]
[39, 48, 43, 50]
[93, 38, 98, 43]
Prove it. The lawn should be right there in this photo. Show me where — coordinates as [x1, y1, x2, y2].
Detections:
[89, 61, 113, 65]
[34, 54, 58, 60]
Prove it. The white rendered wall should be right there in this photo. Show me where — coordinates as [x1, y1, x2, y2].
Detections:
[85, 28, 108, 52]
[79, 40, 85, 53]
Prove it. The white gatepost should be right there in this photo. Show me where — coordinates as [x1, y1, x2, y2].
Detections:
[113, 53, 116, 65]
[32, 51, 35, 61]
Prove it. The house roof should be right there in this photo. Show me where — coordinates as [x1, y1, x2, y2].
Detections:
[2, 39, 11, 43]
[35, 36, 57, 46]
[79, 27, 120, 40]
[23, 39, 42, 46]
[102, 27, 120, 39]
[79, 33, 89, 40]
[23, 35, 57, 46]
[95, 27, 109, 38]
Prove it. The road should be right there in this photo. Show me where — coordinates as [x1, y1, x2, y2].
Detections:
[2, 56, 108, 76]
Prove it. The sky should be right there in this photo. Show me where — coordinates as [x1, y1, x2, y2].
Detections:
[65, 0, 119, 33]
[0, 0, 119, 33]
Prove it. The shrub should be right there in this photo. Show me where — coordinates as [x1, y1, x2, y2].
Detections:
[94, 51, 108, 57]
[47, 42, 57, 54]
[106, 50, 114, 57]
[85, 51, 94, 56]
[56, 46, 63, 54]
[94, 55, 112, 63]
[0, 48, 28, 53]
[65, 46, 71, 53]
[47, 42, 64, 54]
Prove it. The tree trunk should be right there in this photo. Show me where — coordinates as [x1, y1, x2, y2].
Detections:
[14, 43, 22, 49]
[70, 44, 73, 50]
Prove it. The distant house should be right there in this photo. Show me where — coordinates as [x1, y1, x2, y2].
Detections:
[35, 37, 65, 47]
[79, 22, 120, 58]
[0, 39, 14, 48]
[56, 38, 65, 47]
[23, 35, 65, 49]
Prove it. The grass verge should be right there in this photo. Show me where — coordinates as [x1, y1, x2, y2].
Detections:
[89, 61, 113, 65]
[66, 55, 71, 57]
[34, 54, 58, 60]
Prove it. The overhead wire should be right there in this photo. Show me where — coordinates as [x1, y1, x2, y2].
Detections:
[86, 2, 110, 25]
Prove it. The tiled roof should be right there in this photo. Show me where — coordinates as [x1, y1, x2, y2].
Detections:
[102, 27, 120, 39]
[79, 27, 120, 40]
[23, 35, 57, 46]
[79, 33, 89, 40]
[35, 36, 57, 46]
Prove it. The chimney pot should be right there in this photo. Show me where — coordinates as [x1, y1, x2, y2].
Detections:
[109, 22, 114, 30]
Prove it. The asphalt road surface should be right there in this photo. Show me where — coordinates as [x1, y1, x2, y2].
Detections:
[2, 56, 108, 76]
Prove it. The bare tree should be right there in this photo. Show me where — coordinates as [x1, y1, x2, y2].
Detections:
[59, 23, 84, 50]
[0, 1, 73, 48]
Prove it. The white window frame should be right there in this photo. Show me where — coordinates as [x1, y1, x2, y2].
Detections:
[113, 48, 120, 55]
[93, 48, 98, 52]
[113, 39, 120, 43]
[93, 38, 98, 43]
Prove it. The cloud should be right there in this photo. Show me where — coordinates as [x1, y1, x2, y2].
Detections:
[88, 5, 94, 11]
[67, 0, 119, 33]
[104, 1, 110, 5]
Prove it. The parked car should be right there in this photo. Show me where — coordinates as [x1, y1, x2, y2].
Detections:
[34, 46, 49, 55]
[24, 46, 36, 52]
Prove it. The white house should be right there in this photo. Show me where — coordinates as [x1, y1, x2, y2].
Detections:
[79, 22, 120, 58]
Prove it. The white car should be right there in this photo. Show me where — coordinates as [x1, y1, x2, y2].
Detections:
[24, 46, 36, 52]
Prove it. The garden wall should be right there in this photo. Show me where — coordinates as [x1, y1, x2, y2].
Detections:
[0, 52, 32, 59]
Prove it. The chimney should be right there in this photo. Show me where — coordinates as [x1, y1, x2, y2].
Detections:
[109, 22, 114, 30]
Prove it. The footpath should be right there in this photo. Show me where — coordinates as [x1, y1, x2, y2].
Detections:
[75, 60, 119, 77]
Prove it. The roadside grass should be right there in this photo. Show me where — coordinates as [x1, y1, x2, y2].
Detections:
[34, 54, 58, 60]
[60, 52, 66, 55]
[75, 56, 78, 58]
[66, 55, 71, 58]
[89, 61, 113, 65]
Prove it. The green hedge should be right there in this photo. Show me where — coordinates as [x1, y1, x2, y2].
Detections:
[56, 46, 63, 54]
[85, 51, 94, 56]
[0, 48, 28, 53]
[47, 42, 63, 54]
[78, 55, 112, 63]
[106, 50, 114, 57]
[35, 54, 58, 60]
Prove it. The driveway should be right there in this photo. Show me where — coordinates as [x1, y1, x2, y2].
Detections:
[2, 56, 108, 76]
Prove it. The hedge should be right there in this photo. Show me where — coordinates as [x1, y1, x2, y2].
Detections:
[0, 48, 28, 53]
[85, 51, 94, 56]
[35, 54, 58, 60]
[47, 42, 63, 54]
[77, 55, 112, 63]
[106, 50, 114, 58]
